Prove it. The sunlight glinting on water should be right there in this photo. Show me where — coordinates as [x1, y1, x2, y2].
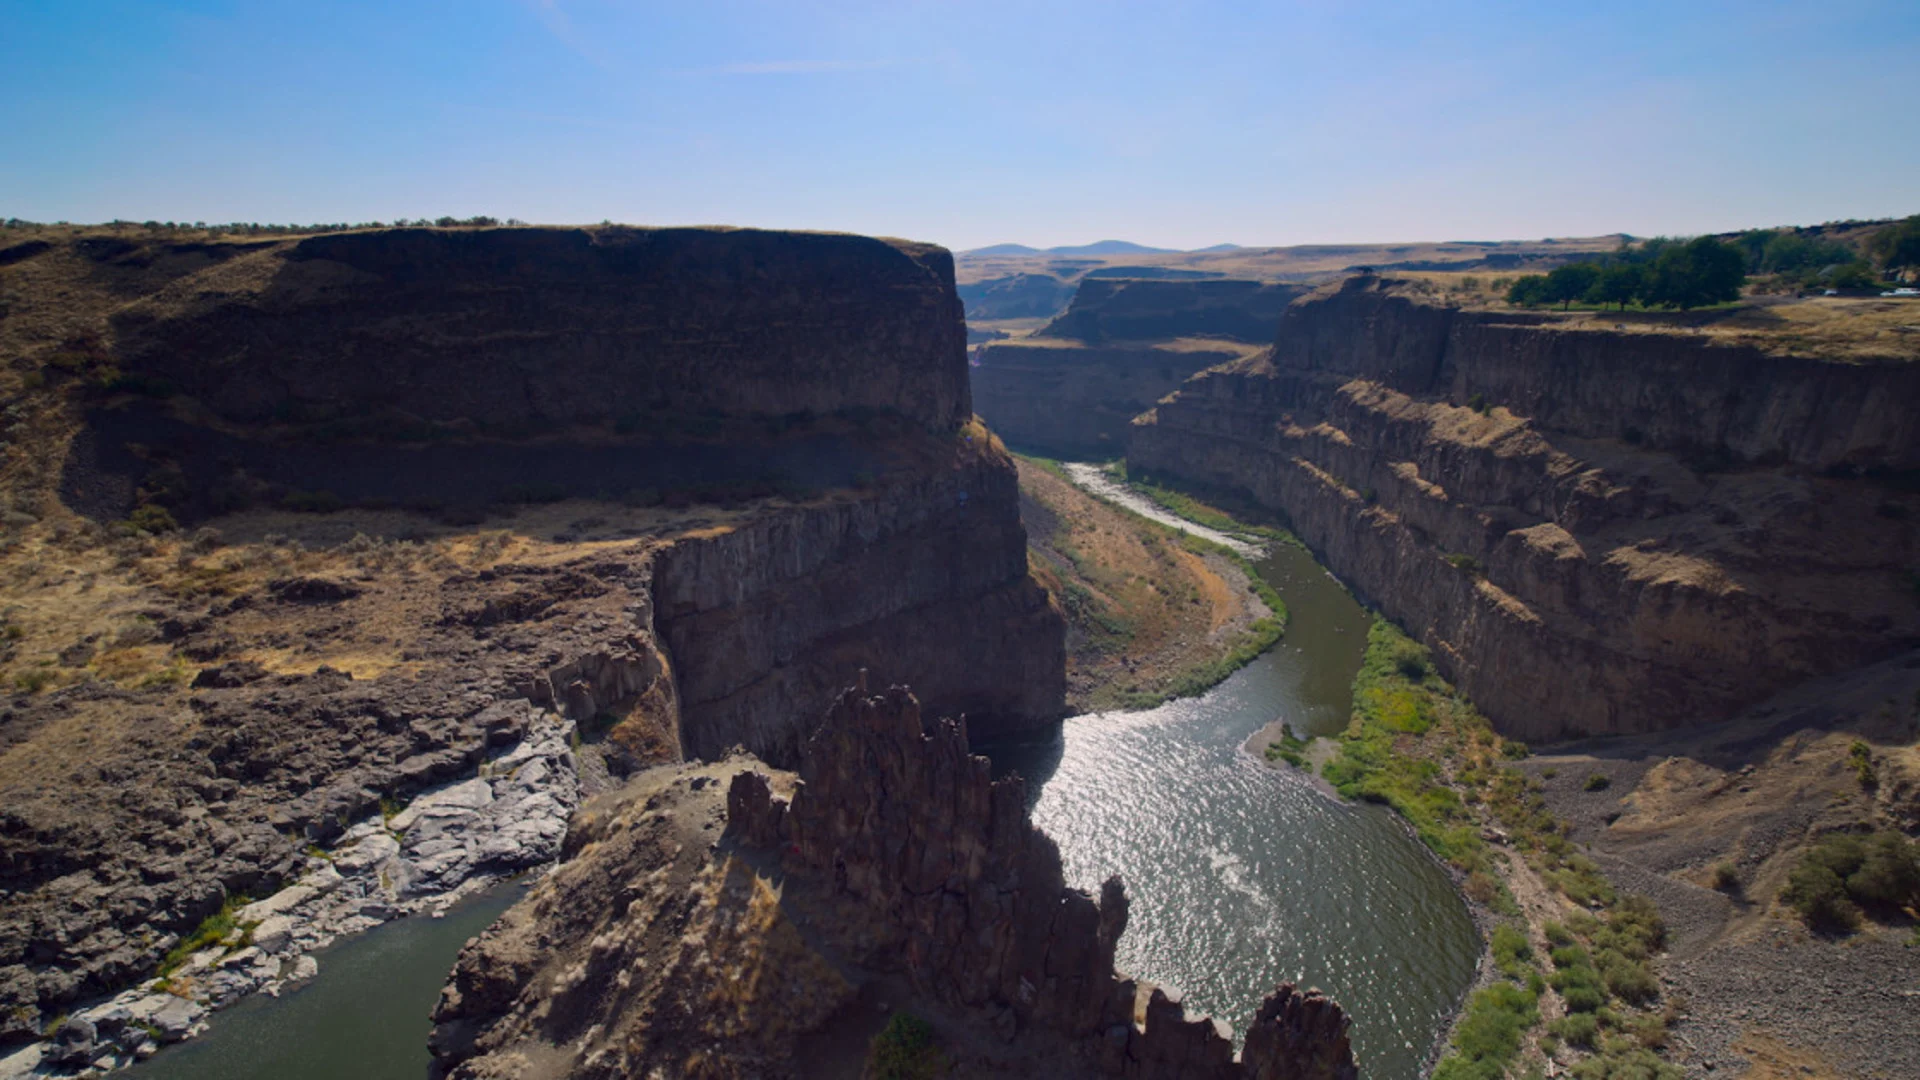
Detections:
[986, 477, 1478, 1080]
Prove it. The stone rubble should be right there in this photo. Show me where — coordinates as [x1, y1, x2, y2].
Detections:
[0, 712, 581, 1079]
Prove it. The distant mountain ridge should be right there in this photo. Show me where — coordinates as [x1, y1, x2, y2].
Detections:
[965, 239, 1183, 256]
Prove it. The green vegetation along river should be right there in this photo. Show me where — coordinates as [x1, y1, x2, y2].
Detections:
[983, 467, 1479, 1080]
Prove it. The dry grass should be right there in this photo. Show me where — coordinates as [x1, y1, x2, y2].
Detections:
[1016, 457, 1266, 711]
[1382, 271, 1920, 362]
[954, 235, 1628, 285]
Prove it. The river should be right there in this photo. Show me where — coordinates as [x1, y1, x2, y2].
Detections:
[981, 467, 1478, 1080]
[120, 470, 1475, 1080]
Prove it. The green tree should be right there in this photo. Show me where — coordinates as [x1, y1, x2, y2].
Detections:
[1644, 236, 1745, 309]
[1545, 263, 1600, 310]
[1868, 215, 1920, 271]
[1586, 263, 1645, 311]
[1506, 275, 1550, 307]
[1827, 262, 1878, 289]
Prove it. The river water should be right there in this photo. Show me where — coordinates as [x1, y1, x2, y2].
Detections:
[124, 882, 525, 1080]
[982, 470, 1478, 1080]
[119, 470, 1475, 1080]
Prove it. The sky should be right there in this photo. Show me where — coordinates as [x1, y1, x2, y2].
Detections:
[3, 1, 1917, 252]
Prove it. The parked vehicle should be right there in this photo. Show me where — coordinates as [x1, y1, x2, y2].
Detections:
[1881, 287, 1920, 297]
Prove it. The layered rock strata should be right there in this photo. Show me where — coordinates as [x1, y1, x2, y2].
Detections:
[1130, 275, 1920, 739]
[971, 341, 1247, 458]
[1036, 279, 1308, 346]
[431, 683, 1358, 1079]
[106, 226, 970, 433]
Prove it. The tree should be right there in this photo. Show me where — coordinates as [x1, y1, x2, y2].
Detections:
[1868, 215, 1920, 272]
[1586, 263, 1645, 311]
[1544, 263, 1600, 310]
[1506, 275, 1550, 307]
[1644, 236, 1745, 309]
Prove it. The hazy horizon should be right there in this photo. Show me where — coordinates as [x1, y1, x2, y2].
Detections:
[4, 1, 1917, 252]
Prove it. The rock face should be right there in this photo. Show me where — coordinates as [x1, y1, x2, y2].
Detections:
[1036, 279, 1307, 346]
[432, 683, 1358, 1079]
[972, 341, 1248, 458]
[970, 278, 1300, 457]
[108, 226, 970, 433]
[1130, 275, 1920, 740]
[654, 455, 1064, 761]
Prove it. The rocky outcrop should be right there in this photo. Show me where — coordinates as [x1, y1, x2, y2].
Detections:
[106, 226, 970, 433]
[1130, 275, 1920, 740]
[972, 342, 1246, 458]
[1037, 279, 1307, 346]
[431, 683, 1358, 1079]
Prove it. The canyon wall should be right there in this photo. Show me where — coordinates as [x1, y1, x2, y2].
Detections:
[971, 342, 1244, 458]
[104, 226, 970, 432]
[1131, 276, 1920, 741]
[430, 683, 1358, 1080]
[970, 278, 1302, 457]
[1037, 279, 1308, 345]
[1, 224, 1065, 1045]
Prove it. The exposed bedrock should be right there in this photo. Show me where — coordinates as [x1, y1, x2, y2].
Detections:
[105, 226, 970, 432]
[654, 456, 1065, 764]
[1036, 279, 1308, 346]
[431, 683, 1357, 1080]
[1130, 276, 1920, 740]
[972, 343, 1244, 459]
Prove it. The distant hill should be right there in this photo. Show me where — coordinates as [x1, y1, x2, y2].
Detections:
[1191, 243, 1242, 253]
[963, 240, 1176, 256]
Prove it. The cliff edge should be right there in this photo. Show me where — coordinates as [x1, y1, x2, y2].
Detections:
[1131, 275, 1920, 740]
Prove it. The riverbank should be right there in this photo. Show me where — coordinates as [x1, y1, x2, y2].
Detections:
[1015, 456, 1284, 712]
[1275, 618, 1684, 1080]
[0, 714, 579, 1078]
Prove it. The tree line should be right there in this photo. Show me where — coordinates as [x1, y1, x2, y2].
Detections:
[1506, 214, 1918, 312]
[1506, 235, 1747, 311]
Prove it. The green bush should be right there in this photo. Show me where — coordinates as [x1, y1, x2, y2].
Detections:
[1569, 1044, 1684, 1080]
[1844, 832, 1920, 909]
[123, 504, 179, 535]
[865, 1012, 947, 1080]
[1548, 1011, 1599, 1049]
[1432, 981, 1538, 1080]
[157, 893, 255, 975]
[1848, 740, 1877, 788]
[1781, 861, 1860, 931]
[1490, 924, 1532, 980]
[1583, 772, 1611, 792]
[1598, 950, 1659, 1005]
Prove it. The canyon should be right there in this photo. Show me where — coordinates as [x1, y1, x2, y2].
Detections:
[0, 225, 1063, 1068]
[1129, 275, 1920, 741]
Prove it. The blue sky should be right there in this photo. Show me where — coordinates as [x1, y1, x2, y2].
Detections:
[3, 1, 1916, 251]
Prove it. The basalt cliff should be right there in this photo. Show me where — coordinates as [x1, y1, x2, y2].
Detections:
[429, 683, 1358, 1080]
[0, 225, 1064, 1061]
[971, 279, 1301, 457]
[1131, 275, 1920, 740]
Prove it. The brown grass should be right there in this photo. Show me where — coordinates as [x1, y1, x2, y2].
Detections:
[1016, 458, 1266, 711]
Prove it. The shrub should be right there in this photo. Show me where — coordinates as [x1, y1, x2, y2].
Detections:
[1710, 862, 1739, 891]
[123, 504, 178, 535]
[1549, 1011, 1599, 1049]
[1543, 921, 1575, 947]
[1781, 861, 1860, 931]
[13, 668, 56, 693]
[1598, 950, 1659, 1005]
[1432, 981, 1538, 1080]
[1848, 740, 1876, 788]
[1584, 772, 1612, 792]
[1845, 832, 1920, 909]
[865, 1012, 946, 1080]
[1569, 1044, 1684, 1080]
[1490, 924, 1532, 979]
[157, 893, 255, 975]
